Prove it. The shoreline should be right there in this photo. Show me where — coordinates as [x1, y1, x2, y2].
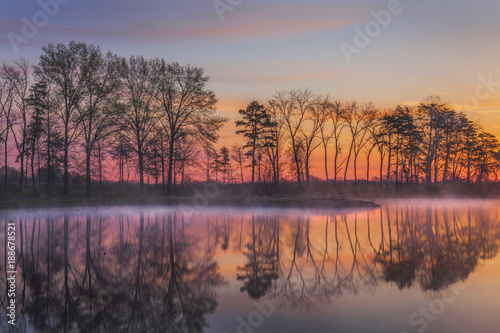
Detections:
[2, 194, 500, 211]
[0, 196, 380, 211]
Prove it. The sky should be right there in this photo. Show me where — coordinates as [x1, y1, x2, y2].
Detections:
[1, 0, 500, 179]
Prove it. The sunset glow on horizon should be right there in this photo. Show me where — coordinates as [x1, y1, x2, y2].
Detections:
[1, 0, 500, 182]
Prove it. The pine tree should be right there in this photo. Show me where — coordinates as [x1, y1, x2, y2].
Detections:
[26, 81, 47, 195]
[235, 101, 276, 184]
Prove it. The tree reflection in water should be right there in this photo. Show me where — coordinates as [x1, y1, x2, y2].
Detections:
[1, 204, 499, 332]
[1, 210, 225, 333]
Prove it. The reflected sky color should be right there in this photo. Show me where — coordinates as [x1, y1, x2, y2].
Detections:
[1, 200, 500, 332]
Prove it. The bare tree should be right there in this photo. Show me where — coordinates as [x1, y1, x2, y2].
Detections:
[266, 101, 287, 186]
[364, 107, 381, 186]
[200, 139, 216, 182]
[342, 101, 374, 187]
[298, 93, 324, 184]
[329, 99, 347, 186]
[35, 41, 87, 195]
[317, 97, 336, 187]
[118, 56, 157, 195]
[0, 64, 16, 190]
[76, 45, 121, 198]
[7, 59, 31, 191]
[153, 61, 223, 194]
[231, 144, 246, 183]
[271, 89, 309, 186]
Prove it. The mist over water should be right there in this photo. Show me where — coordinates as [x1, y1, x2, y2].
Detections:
[1, 200, 500, 333]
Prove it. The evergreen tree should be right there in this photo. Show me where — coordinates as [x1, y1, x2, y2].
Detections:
[26, 81, 48, 195]
[235, 101, 276, 184]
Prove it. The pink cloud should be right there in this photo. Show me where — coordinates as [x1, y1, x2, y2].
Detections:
[0, 2, 361, 44]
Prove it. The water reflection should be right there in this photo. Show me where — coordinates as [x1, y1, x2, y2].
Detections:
[1, 203, 500, 332]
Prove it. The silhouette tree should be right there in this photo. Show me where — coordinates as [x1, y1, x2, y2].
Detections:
[77, 44, 122, 198]
[154, 61, 224, 194]
[0, 64, 17, 191]
[34, 41, 90, 195]
[26, 81, 48, 196]
[6, 59, 31, 192]
[231, 144, 246, 183]
[119, 56, 158, 195]
[236, 101, 275, 185]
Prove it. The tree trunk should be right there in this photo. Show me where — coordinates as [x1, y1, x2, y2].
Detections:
[305, 155, 310, 184]
[379, 148, 384, 186]
[251, 138, 256, 184]
[334, 146, 339, 186]
[37, 145, 41, 188]
[386, 139, 392, 185]
[343, 140, 354, 185]
[86, 149, 92, 198]
[138, 148, 144, 195]
[353, 153, 358, 187]
[167, 139, 174, 194]
[276, 150, 280, 185]
[239, 157, 244, 183]
[161, 138, 165, 194]
[4, 129, 8, 191]
[98, 144, 102, 190]
[466, 150, 471, 185]
[46, 115, 51, 195]
[366, 151, 371, 188]
[63, 130, 69, 195]
[19, 139, 25, 191]
[31, 142, 36, 196]
[295, 150, 301, 186]
[324, 144, 329, 187]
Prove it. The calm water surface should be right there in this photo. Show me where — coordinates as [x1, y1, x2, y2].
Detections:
[1, 199, 500, 333]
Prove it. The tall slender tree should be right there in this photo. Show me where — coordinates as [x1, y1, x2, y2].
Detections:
[26, 82, 48, 196]
[329, 99, 347, 186]
[235, 101, 275, 184]
[231, 144, 246, 183]
[0, 64, 16, 190]
[35, 41, 87, 195]
[6, 59, 30, 191]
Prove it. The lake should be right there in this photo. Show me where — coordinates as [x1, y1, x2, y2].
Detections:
[1, 199, 500, 333]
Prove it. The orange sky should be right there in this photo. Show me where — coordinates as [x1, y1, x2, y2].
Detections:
[2, 0, 500, 182]
[215, 95, 500, 182]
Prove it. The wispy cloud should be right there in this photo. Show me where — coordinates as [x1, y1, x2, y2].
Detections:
[213, 73, 332, 84]
[1, 1, 361, 45]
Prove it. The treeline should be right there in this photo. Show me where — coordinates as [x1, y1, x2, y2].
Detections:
[1, 42, 499, 199]
[234, 90, 500, 189]
[0, 41, 226, 197]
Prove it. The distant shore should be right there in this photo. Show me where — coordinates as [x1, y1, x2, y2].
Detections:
[2, 181, 499, 211]
[0, 195, 380, 211]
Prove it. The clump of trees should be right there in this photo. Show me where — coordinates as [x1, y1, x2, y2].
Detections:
[0, 41, 227, 197]
[2, 42, 500, 198]
[234, 91, 500, 189]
